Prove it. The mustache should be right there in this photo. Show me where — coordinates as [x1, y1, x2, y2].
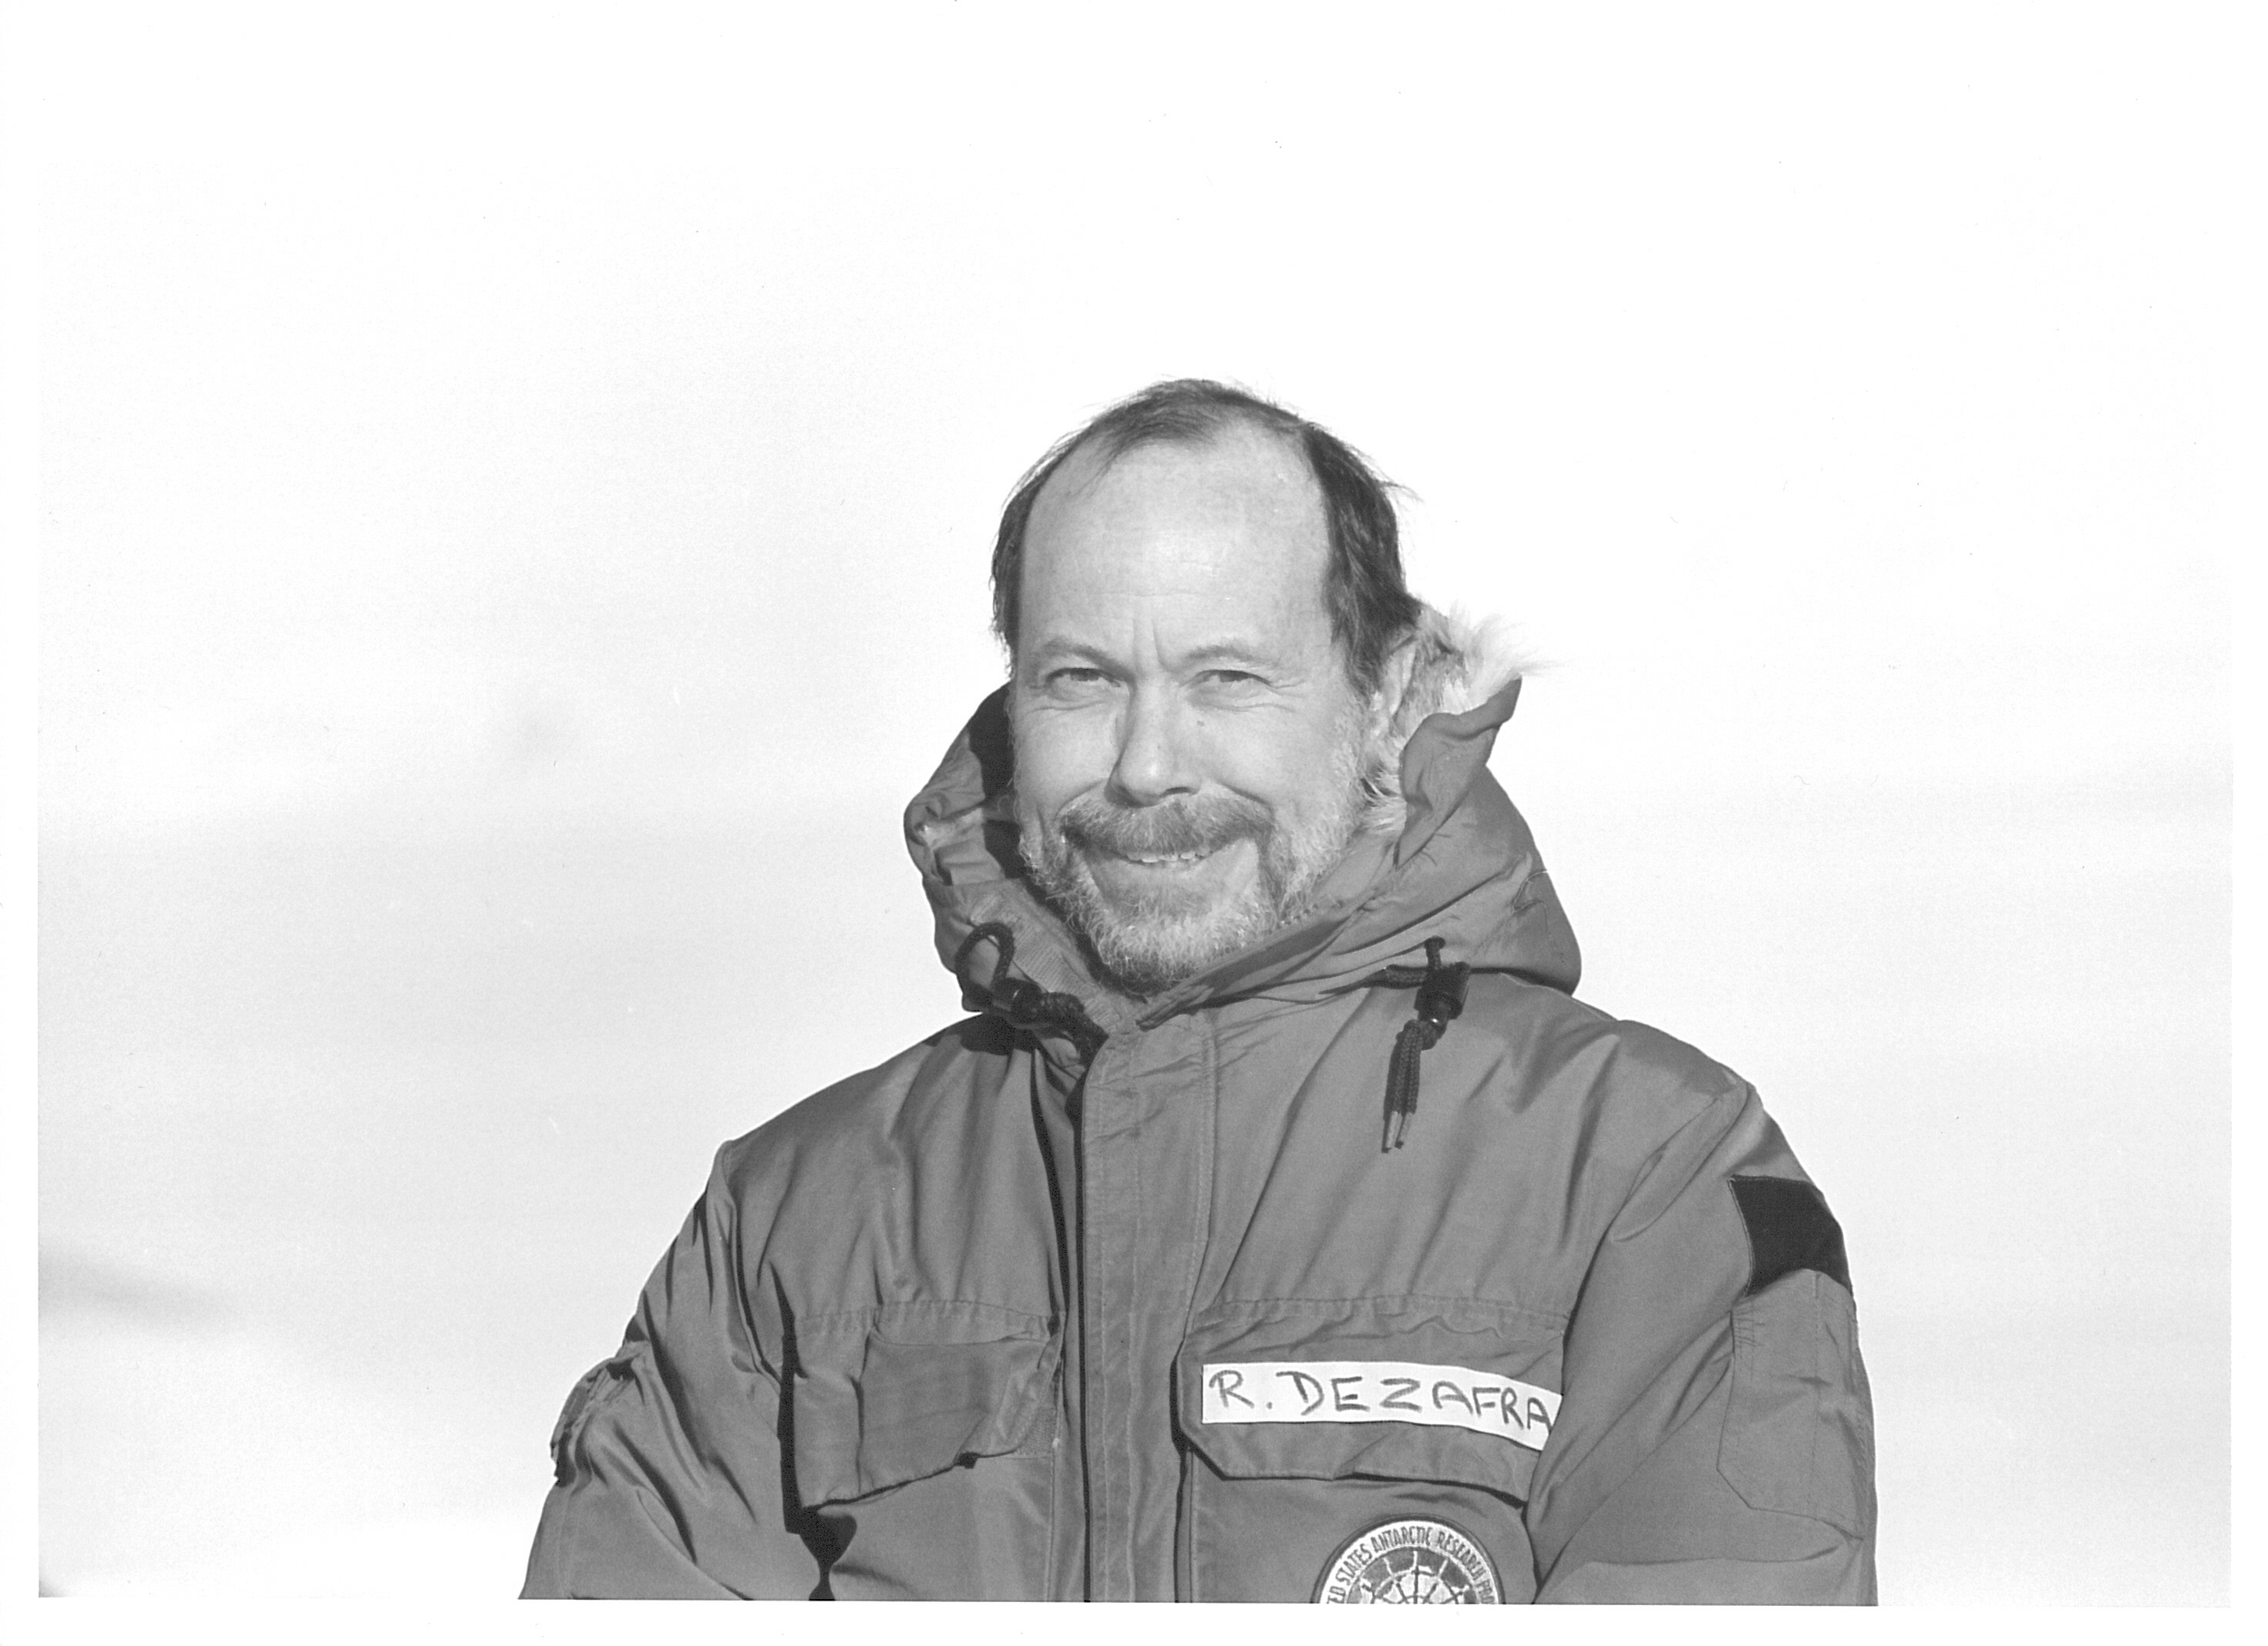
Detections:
[1054, 793, 1273, 858]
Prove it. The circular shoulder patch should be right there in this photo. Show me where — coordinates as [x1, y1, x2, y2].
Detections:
[1313, 1517, 1503, 1604]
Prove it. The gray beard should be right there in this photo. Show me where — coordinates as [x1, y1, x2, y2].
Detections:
[1016, 729, 1369, 998]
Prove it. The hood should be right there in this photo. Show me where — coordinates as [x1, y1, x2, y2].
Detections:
[902, 607, 1581, 1042]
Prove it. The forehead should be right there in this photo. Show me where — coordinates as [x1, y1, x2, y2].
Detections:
[1020, 424, 1331, 615]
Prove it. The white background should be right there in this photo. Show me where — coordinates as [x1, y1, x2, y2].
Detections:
[21, 0, 2243, 1607]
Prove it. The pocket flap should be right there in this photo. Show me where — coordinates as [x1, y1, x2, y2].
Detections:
[791, 1302, 1059, 1506]
[1176, 1300, 1565, 1503]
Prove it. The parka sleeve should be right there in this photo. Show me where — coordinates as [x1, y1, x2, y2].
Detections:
[521, 1159, 826, 1599]
[1526, 1082, 1878, 1604]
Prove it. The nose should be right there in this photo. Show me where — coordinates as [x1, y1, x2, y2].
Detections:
[1107, 685, 1200, 806]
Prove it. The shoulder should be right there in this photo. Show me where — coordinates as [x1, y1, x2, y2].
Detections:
[1455, 981, 1833, 1261]
[681, 1014, 1052, 1345]
[1455, 973, 1755, 1167]
[709, 1014, 1021, 1208]
[616, 1015, 1044, 1375]
[1462, 971, 1746, 1103]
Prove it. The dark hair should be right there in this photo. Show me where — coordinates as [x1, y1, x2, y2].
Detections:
[989, 379, 1421, 693]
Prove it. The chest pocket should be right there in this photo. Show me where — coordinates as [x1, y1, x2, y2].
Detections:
[789, 1301, 1061, 1599]
[1173, 1298, 1564, 1603]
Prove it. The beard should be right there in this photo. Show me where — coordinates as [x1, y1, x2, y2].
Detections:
[1017, 718, 1372, 997]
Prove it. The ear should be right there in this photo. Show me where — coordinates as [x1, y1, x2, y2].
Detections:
[1364, 633, 1422, 749]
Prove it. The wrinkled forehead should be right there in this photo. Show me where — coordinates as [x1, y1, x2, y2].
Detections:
[1022, 420, 1330, 580]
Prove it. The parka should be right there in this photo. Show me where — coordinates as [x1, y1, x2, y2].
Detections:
[521, 661, 1878, 1603]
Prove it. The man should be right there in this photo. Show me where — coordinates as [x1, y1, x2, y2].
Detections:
[522, 379, 1877, 1603]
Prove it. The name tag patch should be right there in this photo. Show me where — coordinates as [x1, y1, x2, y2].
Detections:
[1200, 1360, 1560, 1449]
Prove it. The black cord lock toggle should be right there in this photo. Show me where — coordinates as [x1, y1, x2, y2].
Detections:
[1380, 937, 1469, 1151]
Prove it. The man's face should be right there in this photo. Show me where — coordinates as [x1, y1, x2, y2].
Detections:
[1009, 426, 1386, 995]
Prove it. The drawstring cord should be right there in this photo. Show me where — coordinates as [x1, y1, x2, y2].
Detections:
[953, 921, 1109, 1063]
[1364, 937, 1471, 1151]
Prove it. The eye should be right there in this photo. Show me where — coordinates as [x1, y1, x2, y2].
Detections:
[1033, 664, 1118, 699]
[1195, 668, 1267, 691]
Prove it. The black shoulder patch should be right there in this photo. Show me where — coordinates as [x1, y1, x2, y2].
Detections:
[1729, 1175, 1851, 1296]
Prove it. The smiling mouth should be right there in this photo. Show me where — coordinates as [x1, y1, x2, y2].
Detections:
[1112, 849, 1216, 868]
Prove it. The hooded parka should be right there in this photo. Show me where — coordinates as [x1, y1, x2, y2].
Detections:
[523, 667, 1877, 1603]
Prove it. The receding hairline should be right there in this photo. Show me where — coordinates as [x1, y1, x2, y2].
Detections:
[1019, 411, 1327, 544]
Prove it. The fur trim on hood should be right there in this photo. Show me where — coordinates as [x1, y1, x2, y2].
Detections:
[1359, 604, 1537, 839]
